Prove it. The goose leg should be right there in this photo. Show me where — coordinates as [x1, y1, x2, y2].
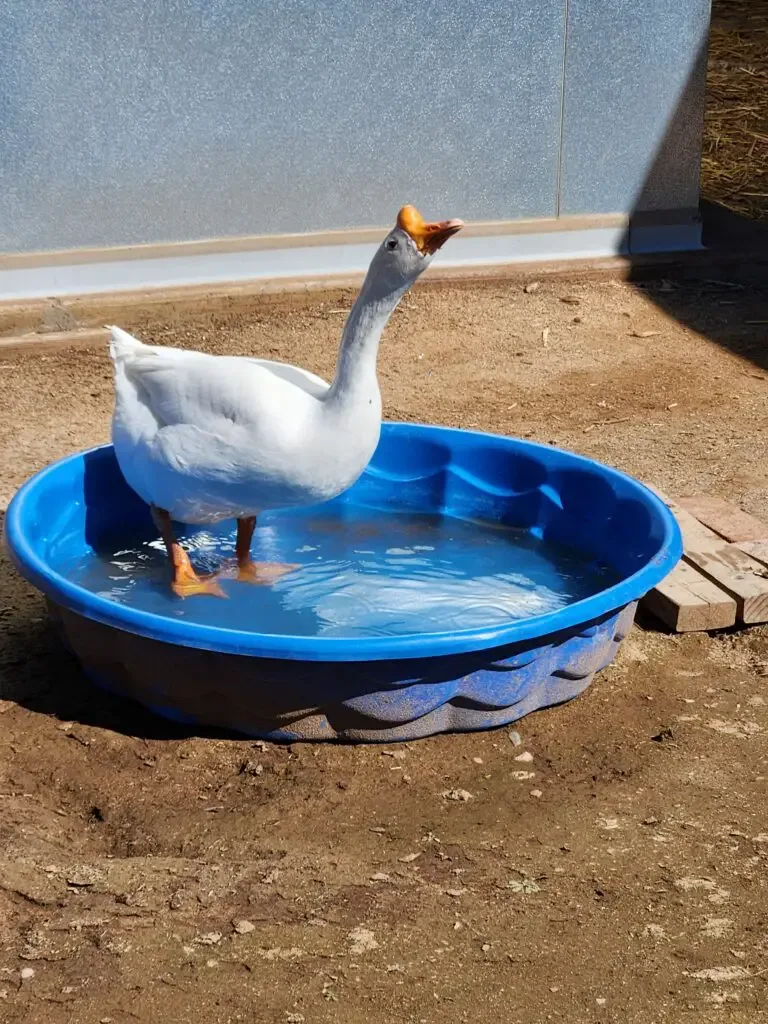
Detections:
[151, 507, 226, 599]
[234, 516, 298, 584]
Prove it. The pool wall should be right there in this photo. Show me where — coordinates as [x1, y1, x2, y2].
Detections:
[49, 599, 638, 742]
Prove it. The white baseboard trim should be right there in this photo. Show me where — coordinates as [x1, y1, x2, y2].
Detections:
[0, 216, 702, 302]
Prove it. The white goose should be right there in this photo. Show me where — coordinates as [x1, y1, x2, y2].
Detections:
[109, 205, 463, 597]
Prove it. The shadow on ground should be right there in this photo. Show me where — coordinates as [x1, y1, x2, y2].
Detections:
[625, 0, 768, 370]
[0, 510, 225, 739]
[628, 203, 768, 372]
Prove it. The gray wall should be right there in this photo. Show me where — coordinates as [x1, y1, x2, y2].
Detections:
[561, 0, 711, 216]
[0, 0, 711, 255]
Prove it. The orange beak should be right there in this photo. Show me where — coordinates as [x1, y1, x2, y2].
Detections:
[396, 204, 464, 255]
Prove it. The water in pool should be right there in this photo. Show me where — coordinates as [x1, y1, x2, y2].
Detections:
[58, 508, 620, 638]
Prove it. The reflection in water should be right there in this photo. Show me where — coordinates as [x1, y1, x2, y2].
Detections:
[57, 509, 619, 639]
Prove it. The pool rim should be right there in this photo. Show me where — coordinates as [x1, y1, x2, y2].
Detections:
[4, 423, 682, 662]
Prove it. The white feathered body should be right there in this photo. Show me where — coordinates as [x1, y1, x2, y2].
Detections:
[109, 327, 382, 524]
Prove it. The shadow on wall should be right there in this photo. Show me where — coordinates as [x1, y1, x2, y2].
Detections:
[623, 2, 768, 371]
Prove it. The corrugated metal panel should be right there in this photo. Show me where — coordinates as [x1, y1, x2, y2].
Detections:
[0, 0, 565, 253]
[559, 0, 711, 216]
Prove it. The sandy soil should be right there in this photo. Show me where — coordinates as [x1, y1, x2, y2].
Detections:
[1, 276, 768, 1023]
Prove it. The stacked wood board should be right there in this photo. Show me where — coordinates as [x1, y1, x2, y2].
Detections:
[640, 491, 768, 633]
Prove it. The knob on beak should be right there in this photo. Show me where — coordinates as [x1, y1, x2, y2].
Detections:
[397, 205, 464, 254]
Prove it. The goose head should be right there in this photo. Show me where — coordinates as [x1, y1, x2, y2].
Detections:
[365, 204, 464, 296]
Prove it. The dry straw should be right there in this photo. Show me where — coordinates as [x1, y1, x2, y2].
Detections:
[702, 0, 768, 221]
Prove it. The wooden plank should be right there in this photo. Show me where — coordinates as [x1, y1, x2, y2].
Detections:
[641, 560, 737, 631]
[677, 495, 768, 543]
[641, 483, 737, 632]
[654, 492, 768, 624]
[735, 539, 768, 568]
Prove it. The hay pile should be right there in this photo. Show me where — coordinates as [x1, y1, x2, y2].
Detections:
[703, 0, 768, 220]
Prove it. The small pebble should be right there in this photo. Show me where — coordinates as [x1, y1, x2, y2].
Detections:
[530, 789, 543, 798]
[442, 788, 474, 802]
[233, 919, 255, 935]
[515, 751, 534, 763]
[348, 926, 379, 953]
[508, 730, 522, 747]
[20, 968, 35, 981]
[596, 998, 606, 1006]
[643, 923, 666, 939]
[481, 943, 491, 952]
[507, 877, 540, 894]
[512, 770, 535, 781]
[523, 281, 541, 294]
[206, 958, 219, 968]
[472, 757, 483, 764]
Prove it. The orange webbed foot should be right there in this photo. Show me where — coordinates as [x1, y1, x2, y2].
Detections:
[171, 573, 228, 600]
[171, 547, 228, 599]
[234, 560, 300, 585]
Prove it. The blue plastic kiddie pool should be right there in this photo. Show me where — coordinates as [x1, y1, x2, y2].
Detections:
[4, 423, 681, 741]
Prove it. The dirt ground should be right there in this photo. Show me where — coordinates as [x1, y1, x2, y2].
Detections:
[0, 275, 767, 1024]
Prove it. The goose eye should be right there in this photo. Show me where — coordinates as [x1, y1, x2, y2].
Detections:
[386, 237, 398, 251]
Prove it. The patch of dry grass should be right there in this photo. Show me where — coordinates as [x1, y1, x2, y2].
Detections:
[703, 0, 768, 220]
